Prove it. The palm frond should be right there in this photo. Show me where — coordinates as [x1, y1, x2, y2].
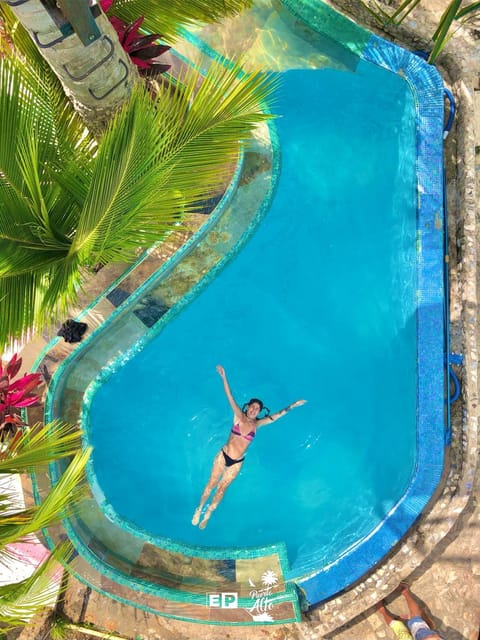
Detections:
[110, 0, 253, 41]
[0, 447, 90, 547]
[0, 48, 93, 347]
[429, 0, 463, 62]
[455, 0, 480, 19]
[71, 62, 278, 265]
[0, 542, 71, 630]
[386, 0, 421, 24]
[0, 272, 49, 347]
[0, 25, 276, 349]
[0, 421, 82, 474]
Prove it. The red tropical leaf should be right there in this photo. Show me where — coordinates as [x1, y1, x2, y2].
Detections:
[122, 16, 144, 49]
[128, 41, 170, 58]
[101, 8, 170, 74]
[109, 15, 128, 36]
[6, 390, 25, 406]
[99, 0, 113, 12]
[8, 373, 43, 393]
[4, 413, 25, 426]
[10, 395, 39, 408]
[6, 354, 22, 379]
[6, 388, 38, 405]
[130, 55, 151, 69]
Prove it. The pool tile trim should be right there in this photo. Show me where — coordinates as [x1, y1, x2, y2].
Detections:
[295, 29, 446, 604]
[32, 0, 449, 624]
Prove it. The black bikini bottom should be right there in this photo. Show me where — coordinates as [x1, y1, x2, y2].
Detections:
[222, 449, 245, 467]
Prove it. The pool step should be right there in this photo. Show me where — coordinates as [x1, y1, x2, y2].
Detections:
[48, 507, 301, 625]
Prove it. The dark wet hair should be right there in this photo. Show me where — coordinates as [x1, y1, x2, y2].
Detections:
[242, 398, 271, 420]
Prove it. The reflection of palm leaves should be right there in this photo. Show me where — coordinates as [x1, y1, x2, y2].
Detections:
[111, 0, 254, 41]
[0, 33, 278, 348]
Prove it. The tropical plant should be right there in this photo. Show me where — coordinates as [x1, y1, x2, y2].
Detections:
[110, 0, 253, 41]
[100, 0, 171, 74]
[2, 0, 254, 128]
[0, 422, 90, 630]
[0, 28, 277, 351]
[359, 0, 480, 62]
[0, 354, 43, 440]
[0, 2, 137, 131]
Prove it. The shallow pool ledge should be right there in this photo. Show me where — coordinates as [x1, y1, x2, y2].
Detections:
[33, 113, 305, 624]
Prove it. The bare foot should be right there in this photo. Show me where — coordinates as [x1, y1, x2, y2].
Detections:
[191, 507, 202, 526]
[199, 510, 212, 529]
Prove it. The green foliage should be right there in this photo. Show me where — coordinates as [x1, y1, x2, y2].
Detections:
[0, 27, 277, 350]
[358, 0, 480, 63]
[429, 0, 463, 62]
[456, 1, 480, 19]
[0, 424, 90, 630]
[109, 0, 254, 42]
[0, 544, 65, 629]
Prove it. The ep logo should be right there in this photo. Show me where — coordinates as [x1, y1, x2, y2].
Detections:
[207, 592, 238, 608]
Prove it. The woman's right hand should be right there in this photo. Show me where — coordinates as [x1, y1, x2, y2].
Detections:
[216, 365, 226, 378]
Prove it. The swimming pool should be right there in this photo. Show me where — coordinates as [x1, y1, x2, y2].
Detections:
[43, 0, 446, 623]
[88, 62, 417, 570]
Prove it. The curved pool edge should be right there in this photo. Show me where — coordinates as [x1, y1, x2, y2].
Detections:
[175, 0, 447, 607]
[26, 0, 472, 628]
[293, 28, 446, 605]
[34, 101, 306, 623]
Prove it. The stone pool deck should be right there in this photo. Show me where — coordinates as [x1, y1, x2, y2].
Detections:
[14, 1, 480, 639]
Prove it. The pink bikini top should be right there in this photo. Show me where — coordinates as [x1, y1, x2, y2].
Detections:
[231, 423, 256, 442]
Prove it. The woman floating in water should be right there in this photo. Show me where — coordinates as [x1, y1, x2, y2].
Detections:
[192, 365, 306, 529]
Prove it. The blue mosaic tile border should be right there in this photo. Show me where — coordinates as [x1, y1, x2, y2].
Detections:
[296, 34, 445, 606]
[36, 4, 446, 615]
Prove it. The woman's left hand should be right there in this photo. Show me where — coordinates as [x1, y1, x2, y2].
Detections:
[291, 399, 307, 408]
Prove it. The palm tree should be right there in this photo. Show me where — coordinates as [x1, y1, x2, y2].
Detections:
[1, 1, 136, 132]
[0, 18, 277, 350]
[1, 0, 254, 128]
[0, 422, 90, 630]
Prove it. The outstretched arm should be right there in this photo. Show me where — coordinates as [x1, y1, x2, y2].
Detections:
[257, 399, 307, 426]
[216, 365, 243, 418]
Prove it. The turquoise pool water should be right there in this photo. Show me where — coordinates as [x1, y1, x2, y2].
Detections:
[88, 61, 417, 576]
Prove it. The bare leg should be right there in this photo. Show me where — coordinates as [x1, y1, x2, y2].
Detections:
[376, 601, 396, 626]
[401, 584, 435, 629]
[192, 451, 225, 525]
[199, 462, 243, 529]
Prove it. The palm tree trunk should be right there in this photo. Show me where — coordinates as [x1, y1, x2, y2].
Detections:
[4, 0, 138, 133]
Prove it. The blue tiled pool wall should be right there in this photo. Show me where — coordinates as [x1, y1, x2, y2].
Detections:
[294, 31, 446, 604]
[39, 0, 446, 614]
[136, 3, 447, 606]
